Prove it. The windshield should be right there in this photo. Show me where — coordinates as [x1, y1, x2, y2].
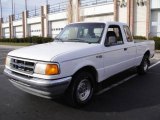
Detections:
[55, 23, 105, 43]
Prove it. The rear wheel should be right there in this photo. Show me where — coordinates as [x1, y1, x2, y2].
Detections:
[137, 55, 150, 75]
[66, 71, 94, 107]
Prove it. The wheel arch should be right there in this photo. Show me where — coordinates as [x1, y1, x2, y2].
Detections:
[144, 50, 150, 58]
[72, 65, 98, 90]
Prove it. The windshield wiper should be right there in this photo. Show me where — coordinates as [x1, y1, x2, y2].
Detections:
[54, 37, 64, 42]
[66, 39, 92, 44]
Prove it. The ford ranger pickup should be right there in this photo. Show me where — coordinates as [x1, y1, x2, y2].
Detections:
[4, 22, 155, 106]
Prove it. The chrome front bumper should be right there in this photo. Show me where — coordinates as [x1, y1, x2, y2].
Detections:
[4, 68, 72, 99]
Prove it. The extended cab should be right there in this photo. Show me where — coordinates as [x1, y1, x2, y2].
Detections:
[4, 22, 155, 106]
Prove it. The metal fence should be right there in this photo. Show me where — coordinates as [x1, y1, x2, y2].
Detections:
[80, 0, 113, 7]
[28, 8, 41, 18]
[14, 13, 22, 21]
[48, 1, 68, 14]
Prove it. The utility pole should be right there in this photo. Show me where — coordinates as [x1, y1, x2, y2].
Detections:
[35, 5, 36, 16]
[46, 0, 48, 5]
[25, 0, 27, 10]
[12, 0, 13, 15]
[14, 1, 15, 15]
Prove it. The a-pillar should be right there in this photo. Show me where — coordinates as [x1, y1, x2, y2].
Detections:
[0, 18, 3, 39]
[9, 15, 14, 39]
[22, 11, 28, 38]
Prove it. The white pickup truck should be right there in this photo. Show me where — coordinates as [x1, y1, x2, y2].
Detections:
[4, 22, 155, 106]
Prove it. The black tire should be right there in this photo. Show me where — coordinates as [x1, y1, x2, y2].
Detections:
[65, 71, 94, 107]
[137, 55, 150, 75]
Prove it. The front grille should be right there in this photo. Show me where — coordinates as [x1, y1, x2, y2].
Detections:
[10, 58, 35, 74]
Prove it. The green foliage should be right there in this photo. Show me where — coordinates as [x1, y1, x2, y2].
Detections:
[149, 37, 160, 50]
[0, 37, 53, 44]
[154, 40, 160, 50]
[150, 37, 160, 41]
[0, 42, 31, 46]
[0, 36, 159, 50]
[133, 36, 160, 50]
[133, 36, 147, 40]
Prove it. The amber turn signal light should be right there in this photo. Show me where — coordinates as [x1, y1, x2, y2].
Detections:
[45, 64, 59, 75]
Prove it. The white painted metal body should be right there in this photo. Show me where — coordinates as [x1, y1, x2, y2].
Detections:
[7, 22, 155, 83]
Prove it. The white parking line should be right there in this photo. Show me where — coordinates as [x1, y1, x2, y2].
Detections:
[96, 61, 160, 95]
[149, 61, 160, 69]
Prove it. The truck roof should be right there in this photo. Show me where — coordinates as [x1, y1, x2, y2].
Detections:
[69, 21, 128, 26]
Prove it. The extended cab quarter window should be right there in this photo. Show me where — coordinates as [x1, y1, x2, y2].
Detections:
[123, 26, 133, 42]
[105, 25, 123, 46]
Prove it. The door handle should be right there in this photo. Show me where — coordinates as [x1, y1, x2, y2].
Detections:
[124, 48, 128, 51]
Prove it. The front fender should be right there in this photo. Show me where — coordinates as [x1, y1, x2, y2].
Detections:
[72, 60, 97, 75]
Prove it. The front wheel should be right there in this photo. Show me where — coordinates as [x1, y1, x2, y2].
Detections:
[137, 55, 150, 75]
[66, 71, 94, 107]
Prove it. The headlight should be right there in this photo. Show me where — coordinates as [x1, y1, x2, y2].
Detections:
[5, 57, 11, 67]
[34, 63, 60, 75]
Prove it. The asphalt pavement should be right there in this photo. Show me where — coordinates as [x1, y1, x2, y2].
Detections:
[0, 47, 160, 120]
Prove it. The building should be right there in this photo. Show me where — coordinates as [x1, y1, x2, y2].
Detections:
[0, 0, 160, 39]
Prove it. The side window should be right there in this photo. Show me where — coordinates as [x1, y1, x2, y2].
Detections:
[105, 25, 123, 46]
[123, 26, 133, 42]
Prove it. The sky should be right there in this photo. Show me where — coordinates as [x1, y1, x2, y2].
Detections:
[1, 0, 65, 18]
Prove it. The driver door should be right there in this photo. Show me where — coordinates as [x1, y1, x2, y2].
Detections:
[103, 25, 129, 80]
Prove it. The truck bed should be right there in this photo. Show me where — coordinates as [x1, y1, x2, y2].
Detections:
[134, 39, 155, 58]
[134, 40, 153, 43]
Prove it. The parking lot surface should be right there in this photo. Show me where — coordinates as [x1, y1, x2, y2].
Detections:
[0, 47, 160, 120]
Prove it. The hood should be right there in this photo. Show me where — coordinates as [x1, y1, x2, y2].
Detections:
[8, 42, 98, 62]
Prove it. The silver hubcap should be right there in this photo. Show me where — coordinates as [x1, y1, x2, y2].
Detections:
[144, 59, 148, 71]
[76, 79, 91, 102]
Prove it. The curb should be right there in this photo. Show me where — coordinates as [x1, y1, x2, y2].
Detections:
[156, 50, 160, 53]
